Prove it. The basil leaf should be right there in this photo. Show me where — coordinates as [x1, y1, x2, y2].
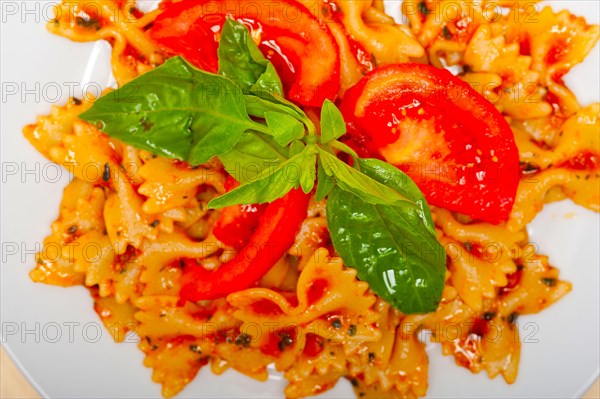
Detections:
[299, 150, 317, 193]
[315, 157, 335, 201]
[218, 19, 283, 96]
[80, 56, 262, 165]
[320, 99, 346, 144]
[318, 148, 413, 206]
[327, 164, 445, 314]
[219, 131, 289, 183]
[357, 158, 435, 230]
[252, 62, 284, 97]
[329, 140, 359, 159]
[264, 111, 305, 146]
[208, 150, 310, 208]
[245, 94, 300, 119]
[245, 93, 316, 134]
[289, 140, 306, 157]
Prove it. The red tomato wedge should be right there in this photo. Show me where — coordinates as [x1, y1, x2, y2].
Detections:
[212, 176, 267, 249]
[340, 63, 520, 224]
[180, 188, 310, 301]
[148, 0, 340, 106]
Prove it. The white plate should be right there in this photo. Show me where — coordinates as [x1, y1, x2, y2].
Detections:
[1, 1, 598, 398]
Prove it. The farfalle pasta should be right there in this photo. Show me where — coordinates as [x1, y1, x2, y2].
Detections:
[22, 0, 599, 398]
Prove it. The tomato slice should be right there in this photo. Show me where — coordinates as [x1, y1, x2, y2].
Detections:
[148, 0, 340, 106]
[340, 63, 520, 224]
[213, 176, 267, 249]
[302, 333, 325, 357]
[180, 188, 310, 301]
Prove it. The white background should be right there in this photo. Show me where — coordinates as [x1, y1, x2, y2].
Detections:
[1, 1, 598, 397]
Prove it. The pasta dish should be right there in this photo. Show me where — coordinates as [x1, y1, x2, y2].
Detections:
[23, 0, 599, 397]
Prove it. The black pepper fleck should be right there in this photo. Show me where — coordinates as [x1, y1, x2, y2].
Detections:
[483, 312, 496, 321]
[347, 324, 357, 337]
[368, 352, 376, 363]
[541, 277, 557, 287]
[140, 119, 154, 131]
[331, 318, 342, 329]
[75, 16, 101, 30]
[277, 333, 293, 351]
[442, 26, 452, 39]
[235, 333, 251, 348]
[102, 162, 110, 182]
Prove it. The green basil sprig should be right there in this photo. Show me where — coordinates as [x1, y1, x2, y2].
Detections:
[80, 56, 270, 165]
[327, 159, 445, 313]
[217, 17, 284, 96]
[79, 19, 446, 314]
